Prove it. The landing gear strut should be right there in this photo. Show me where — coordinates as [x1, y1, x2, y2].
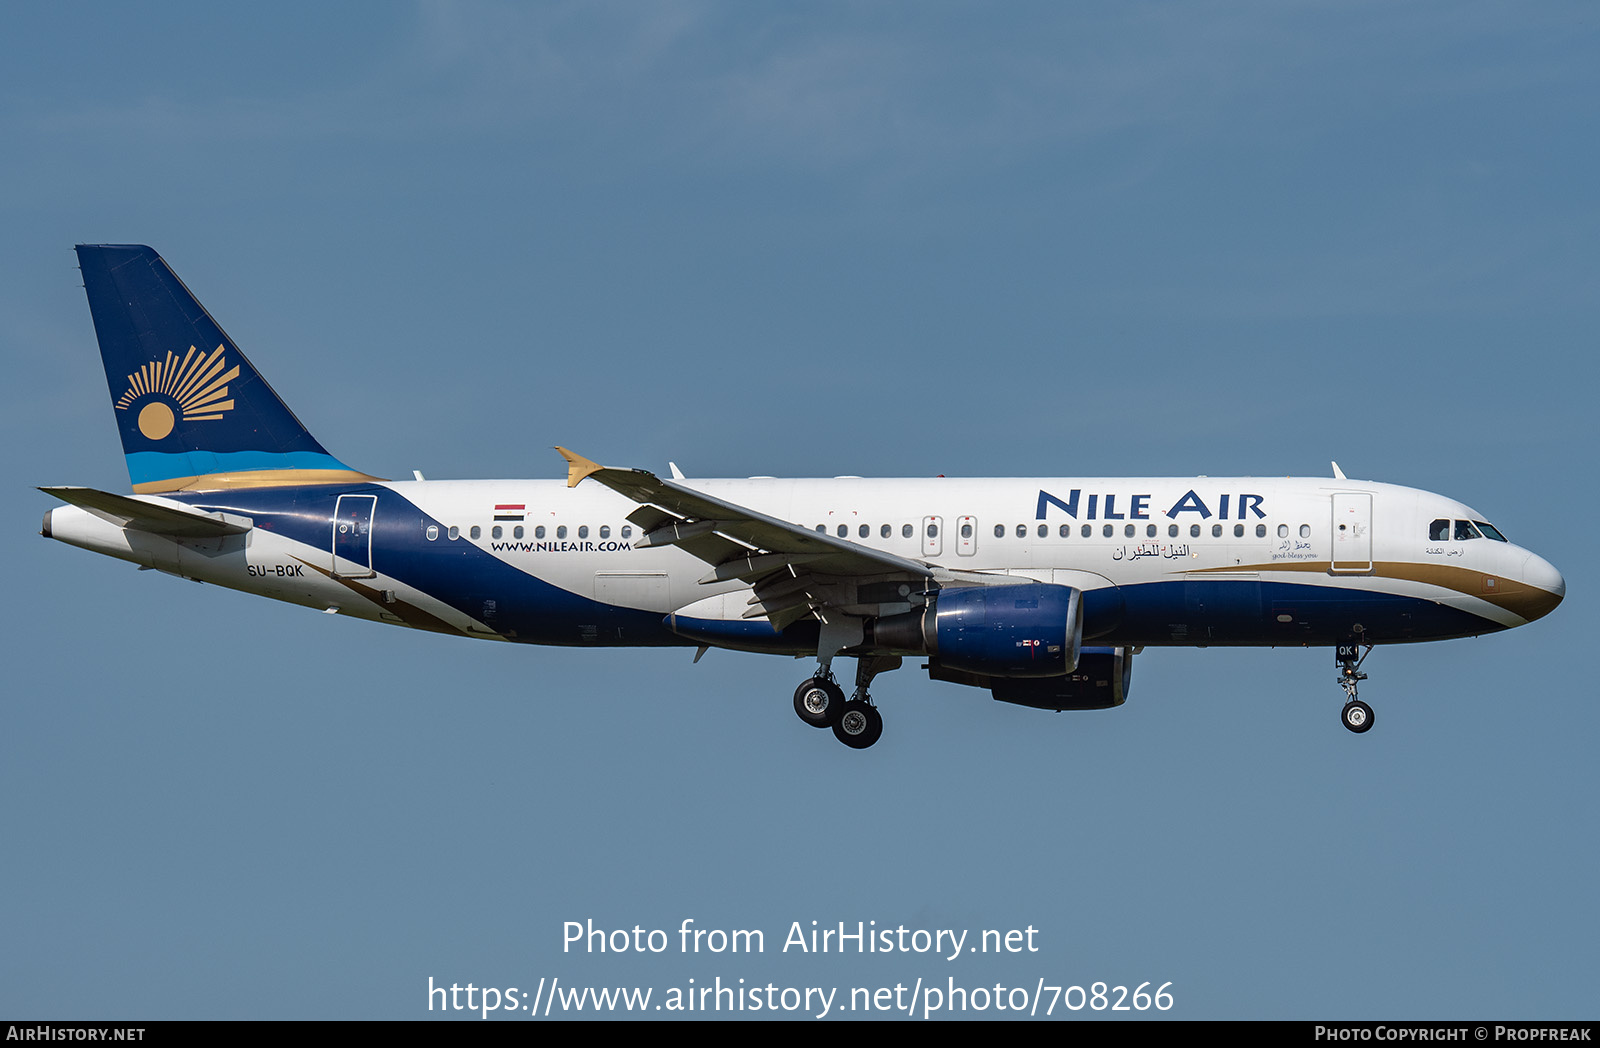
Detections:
[1336, 640, 1375, 734]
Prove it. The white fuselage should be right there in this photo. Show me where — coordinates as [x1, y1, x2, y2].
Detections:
[45, 473, 1565, 648]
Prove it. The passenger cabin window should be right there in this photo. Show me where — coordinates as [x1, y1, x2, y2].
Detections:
[535, 526, 546, 539]
[1234, 524, 1245, 538]
[578, 525, 588, 539]
[880, 524, 891, 538]
[514, 526, 524, 539]
[1081, 524, 1092, 538]
[492, 526, 502, 539]
[901, 524, 913, 538]
[1299, 524, 1311, 538]
[1190, 524, 1201, 538]
[837, 525, 848, 538]
[426, 524, 439, 541]
[859, 524, 869, 538]
[994, 524, 1005, 538]
[1212, 524, 1223, 538]
[1255, 524, 1266, 538]
[1169, 524, 1179, 537]
[961, 522, 973, 539]
[1060, 524, 1071, 538]
[1016, 524, 1027, 538]
[1102, 524, 1114, 538]
[470, 525, 481, 540]
[600, 525, 610, 539]
[557, 526, 567, 539]
[1146, 524, 1157, 537]
[1278, 524, 1289, 538]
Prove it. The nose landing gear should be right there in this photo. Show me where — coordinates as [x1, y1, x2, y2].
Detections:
[1337, 640, 1375, 734]
[1341, 698, 1375, 733]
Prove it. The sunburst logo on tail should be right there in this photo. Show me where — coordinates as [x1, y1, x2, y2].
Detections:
[115, 345, 240, 440]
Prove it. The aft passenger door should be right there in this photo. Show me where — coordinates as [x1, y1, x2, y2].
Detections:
[332, 494, 377, 578]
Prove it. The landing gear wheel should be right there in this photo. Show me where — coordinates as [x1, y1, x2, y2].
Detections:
[794, 677, 845, 728]
[1341, 700, 1375, 734]
[832, 700, 883, 749]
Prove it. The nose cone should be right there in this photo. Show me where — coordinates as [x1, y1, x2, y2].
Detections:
[1520, 551, 1566, 622]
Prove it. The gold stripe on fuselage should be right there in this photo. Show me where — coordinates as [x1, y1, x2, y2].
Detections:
[1188, 560, 1559, 622]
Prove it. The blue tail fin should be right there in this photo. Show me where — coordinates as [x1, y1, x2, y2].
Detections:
[75, 245, 376, 493]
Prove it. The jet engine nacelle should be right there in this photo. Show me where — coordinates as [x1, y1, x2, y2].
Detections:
[988, 646, 1135, 710]
[873, 582, 1083, 678]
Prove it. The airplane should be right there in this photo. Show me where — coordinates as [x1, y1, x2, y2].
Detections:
[40, 245, 1566, 748]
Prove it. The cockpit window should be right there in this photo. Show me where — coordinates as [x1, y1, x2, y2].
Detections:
[1431, 517, 1508, 542]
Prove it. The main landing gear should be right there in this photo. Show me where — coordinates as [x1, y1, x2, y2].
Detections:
[1337, 640, 1375, 734]
[793, 655, 899, 749]
[793, 676, 844, 728]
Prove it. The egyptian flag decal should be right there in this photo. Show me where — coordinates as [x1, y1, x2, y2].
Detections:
[494, 504, 526, 522]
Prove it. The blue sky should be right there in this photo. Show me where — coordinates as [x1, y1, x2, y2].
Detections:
[3, 2, 1596, 1019]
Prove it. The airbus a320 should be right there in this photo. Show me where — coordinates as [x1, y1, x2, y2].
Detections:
[41, 245, 1566, 748]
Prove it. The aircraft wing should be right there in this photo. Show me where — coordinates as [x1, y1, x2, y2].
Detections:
[556, 448, 1019, 629]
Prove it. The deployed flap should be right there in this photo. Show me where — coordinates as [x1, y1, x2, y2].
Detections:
[40, 486, 252, 537]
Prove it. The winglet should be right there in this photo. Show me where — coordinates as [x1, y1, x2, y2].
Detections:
[555, 446, 605, 488]
[1331, 461, 1347, 480]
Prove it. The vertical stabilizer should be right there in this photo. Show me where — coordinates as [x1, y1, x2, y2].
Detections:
[75, 244, 376, 493]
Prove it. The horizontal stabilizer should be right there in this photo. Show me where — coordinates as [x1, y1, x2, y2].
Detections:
[40, 486, 252, 537]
